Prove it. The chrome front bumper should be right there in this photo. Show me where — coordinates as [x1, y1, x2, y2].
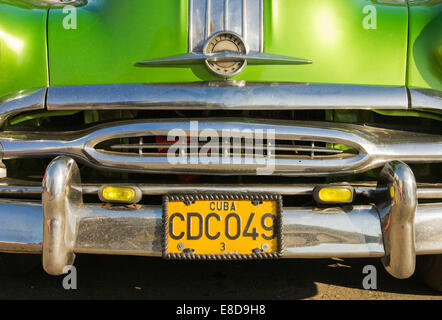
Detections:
[0, 156, 441, 279]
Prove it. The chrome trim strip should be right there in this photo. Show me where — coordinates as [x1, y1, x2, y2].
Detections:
[0, 185, 42, 196]
[224, 0, 228, 30]
[416, 185, 442, 199]
[242, 0, 247, 42]
[46, 83, 408, 111]
[1, 181, 441, 200]
[259, 0, 263, 52]
[205, 0, 211, 39]
[77, 185, 442, 201]
[188, 0, 194, 51]
[409, 88, 442, 110]
[242, 53, 311, 65]
[189, 0, 263, 53]
[1, 119, 441, 176]
[0, 88, 46, 125]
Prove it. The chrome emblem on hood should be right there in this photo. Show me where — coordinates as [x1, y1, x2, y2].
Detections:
[203, 32, 247, 77]
[136, 0, 312, 78]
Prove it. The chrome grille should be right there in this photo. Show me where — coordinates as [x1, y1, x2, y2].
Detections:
[2, 119, 441, 176]
[97, 136, 353, 160]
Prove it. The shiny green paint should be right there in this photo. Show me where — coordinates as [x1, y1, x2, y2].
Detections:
[238, 0, 408, 85]
[48, 0, 193, 86]
[0, 0, 48, 98]
[48, 0, 408, 86]
[407, 0, 442, 91]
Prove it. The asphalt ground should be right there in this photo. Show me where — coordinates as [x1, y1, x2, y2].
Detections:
[0, 254, 440, 300]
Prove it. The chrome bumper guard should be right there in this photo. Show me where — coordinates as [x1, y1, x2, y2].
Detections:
[0, 156, 441, 278]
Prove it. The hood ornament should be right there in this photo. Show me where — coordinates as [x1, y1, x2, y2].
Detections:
[136, 0, 312, 78]
[136, 31, 312, 78]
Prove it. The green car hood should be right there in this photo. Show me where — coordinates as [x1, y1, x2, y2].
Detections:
[47, 0, 409, 86]
[408, 0, 442, 91]
[0, 0, 48, 97]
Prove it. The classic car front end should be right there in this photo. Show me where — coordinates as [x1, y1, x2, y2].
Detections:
[0, 0, 441, 290]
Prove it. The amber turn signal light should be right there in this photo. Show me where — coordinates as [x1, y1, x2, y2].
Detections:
[99, 186, 142, 204]
[313, 186, 354, 204]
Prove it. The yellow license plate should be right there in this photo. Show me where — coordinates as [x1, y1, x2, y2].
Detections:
[163, 194, 281, 259]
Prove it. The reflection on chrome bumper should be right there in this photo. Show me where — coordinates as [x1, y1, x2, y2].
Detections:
[0, 157, 441, 279]
[1, 197, 441, 275]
